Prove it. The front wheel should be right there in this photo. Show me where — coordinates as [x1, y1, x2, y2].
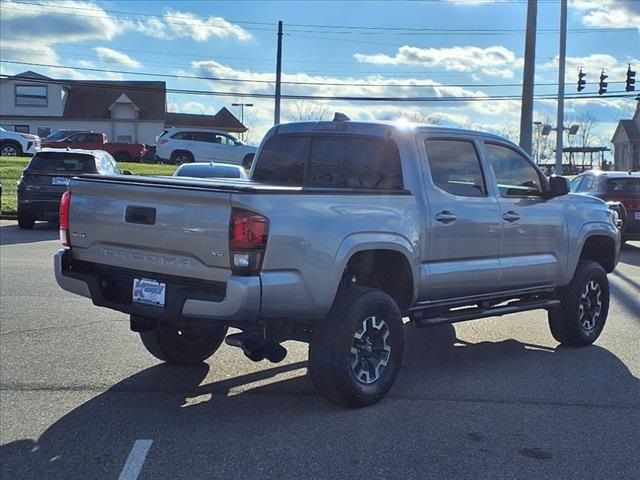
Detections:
[548, 260, 609, 347]
[309, 287, 404, 408]
[140, 322, 228, 365]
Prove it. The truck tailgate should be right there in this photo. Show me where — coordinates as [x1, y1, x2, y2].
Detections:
[67, 176, 234, 282]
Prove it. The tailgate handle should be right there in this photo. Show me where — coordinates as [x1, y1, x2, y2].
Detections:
[125, 206, 156, 225]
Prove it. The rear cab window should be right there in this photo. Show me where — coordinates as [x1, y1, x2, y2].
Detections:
[253, 134, 404, 190]
[27, 152, 98, 173]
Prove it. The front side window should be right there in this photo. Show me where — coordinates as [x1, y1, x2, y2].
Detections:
[16, 85, 47, 106]
[424, 139, 486, 197]
[485, 143, 543, 197]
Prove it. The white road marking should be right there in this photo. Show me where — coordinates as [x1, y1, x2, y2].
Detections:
[118, 439, 153, 480]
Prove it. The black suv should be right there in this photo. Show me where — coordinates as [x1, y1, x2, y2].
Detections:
[17, 149, 129, 229]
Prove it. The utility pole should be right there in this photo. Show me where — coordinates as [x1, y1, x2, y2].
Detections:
[274, 20, 283, 125]
[232, 101, 253, 141]
[555, 0, 567, 174]
[519, 0, 537, 156]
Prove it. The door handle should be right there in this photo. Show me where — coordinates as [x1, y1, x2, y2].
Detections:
[435, 211, 457, 224]
[503, 211, 521, 222]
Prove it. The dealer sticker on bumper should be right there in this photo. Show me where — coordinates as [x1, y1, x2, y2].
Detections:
[133, 278, 166, 307]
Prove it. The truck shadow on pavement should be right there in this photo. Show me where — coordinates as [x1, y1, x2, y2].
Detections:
[2, 323, 639, 480]
[0, 222, 58, 246]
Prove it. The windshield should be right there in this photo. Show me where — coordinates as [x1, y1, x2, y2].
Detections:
[175, 164, 245, 179]
[45, 130, 74, 140]
[606, 178, 640, 195]
[27, 152, 97, 173]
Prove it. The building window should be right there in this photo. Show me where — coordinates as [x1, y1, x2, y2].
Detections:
[14, 125, 30, 134]
[37, 127, 52, 138]
[15, 85, 48, 106]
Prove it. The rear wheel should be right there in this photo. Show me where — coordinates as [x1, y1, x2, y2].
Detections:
[548, 260, 609, 346]
[17, 210, 35, 229]
[309, 287, 404, 407]
[170, 150, 194, 165]
[140, 322, 228, 365]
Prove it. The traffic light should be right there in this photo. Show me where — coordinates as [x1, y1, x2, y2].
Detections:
[626, 65, 636, 92]
[598, 70, 608, 95]
[577, 69, 586, 92]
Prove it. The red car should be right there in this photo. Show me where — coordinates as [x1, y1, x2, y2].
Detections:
[570, 170, 640, 243]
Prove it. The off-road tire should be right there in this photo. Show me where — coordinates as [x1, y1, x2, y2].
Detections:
[140, 322, 228, 365]
[309, 287, 404, 408]
[170, 150, 194, 165]
[548, 260, 609, 347]
[17, 211, 35, 229]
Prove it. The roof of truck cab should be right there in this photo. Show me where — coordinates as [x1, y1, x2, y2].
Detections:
[273, 120, 518, 144]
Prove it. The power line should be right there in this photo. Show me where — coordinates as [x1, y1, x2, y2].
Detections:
[1, 70, 635, 103]
[1, 59, 626, 89]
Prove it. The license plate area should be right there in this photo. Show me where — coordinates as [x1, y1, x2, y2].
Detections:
[52, 177, 70, 186]
[133, 278, 166, 307]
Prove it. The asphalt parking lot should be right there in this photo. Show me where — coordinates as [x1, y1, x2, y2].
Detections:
[1, 219, 639, 480]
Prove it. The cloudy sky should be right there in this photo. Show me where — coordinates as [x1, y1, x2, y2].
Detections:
[0, 0, 638, 147]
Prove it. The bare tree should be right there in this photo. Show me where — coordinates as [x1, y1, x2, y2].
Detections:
[564, 112, 598, 165]
[287, 101, 331, 121]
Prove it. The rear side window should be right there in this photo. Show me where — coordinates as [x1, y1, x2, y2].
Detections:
[172, 131, 193, 140]
[607, 178, 640, 194]
[28, 153, 97, 172]
[424, 139, 486, 197]
[254, 135, 403, 189]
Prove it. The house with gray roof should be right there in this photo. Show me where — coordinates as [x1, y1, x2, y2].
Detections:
[611, 102, 640, 171]
[0, 71, 246, 145]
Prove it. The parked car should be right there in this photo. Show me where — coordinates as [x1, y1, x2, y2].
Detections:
[156, 128, 256, 166]
[173, 162, 248, 180]
[54, 118, 620, 407]
[17, 148, 130, 229]
[41, 131, 148, 162]
[570, 170, 640, 243]
[0, 127, 40, 156]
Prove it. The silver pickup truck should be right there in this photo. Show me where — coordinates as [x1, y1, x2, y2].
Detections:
[55, 118, 621, 407]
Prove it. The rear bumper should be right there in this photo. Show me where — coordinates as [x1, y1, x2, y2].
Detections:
[54, 250, 261, 324]
[19, 198, 61, 220]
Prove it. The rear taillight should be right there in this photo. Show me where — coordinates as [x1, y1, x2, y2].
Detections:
[157, 139, 168, 145]
[59, 190, 71, 248]
[229, 208, 269, 274]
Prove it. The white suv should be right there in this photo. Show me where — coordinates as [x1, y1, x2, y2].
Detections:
[0, 127, 40, 156]
[156, 128, 257, 166]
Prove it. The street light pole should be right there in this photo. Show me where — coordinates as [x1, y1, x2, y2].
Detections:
[519, 0, 537, 156]
[555, 0, 568, 174]
[232, 102, 254, 142]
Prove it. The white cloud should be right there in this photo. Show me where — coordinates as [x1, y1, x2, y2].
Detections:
[134, 10, 252, 42]
[94, 47, 141, 68]
[353, 45, 519, 78]
[571, 0, 640, 29]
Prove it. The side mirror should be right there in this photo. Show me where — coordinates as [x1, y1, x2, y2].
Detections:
[547, 175, 570, 198]
[122, 170, 133, 175]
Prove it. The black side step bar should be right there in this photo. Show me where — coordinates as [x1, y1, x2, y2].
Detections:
[412, 298, 560, 328]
